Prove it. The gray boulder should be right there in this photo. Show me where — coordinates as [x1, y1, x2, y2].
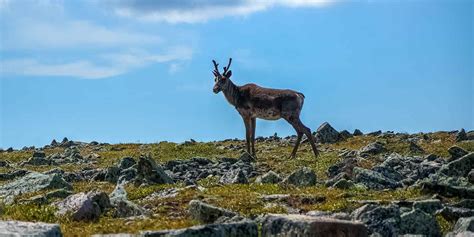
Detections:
[0, 169, 29, 181]
[0, 172, 71, 204]
[55, 192, 100, 221]
[449, 146, 469, 161]
[353, 167, 401, 190]
[256, 171, 282, 184]
[453, 217, 474, 233]
[188, 200, 237, 224]
[353, 129, 363, 136]
[0, 221, 62, 237]
[399, 209, 441, 237]
[339, 130, 353, 140]
[315, 122, 340, 143]
[413, 199, 443, 214]
[332, 179, 355, 189]
[358, 142, 385, 156]
[351, 204, 401, 236]
[141, 221, 258, 237]
[439, 152, 474, 177]
[306, 210, 351, 220]
[219, 168, 248, 184]
[283, 167, 317, 187]
[119, 157, 136, 170]
[439, 206, 474, 221]
[105, 166, 121, 183]
[134, 155, 173, 186]
[261, 214, 368, 237]
[109, 182, 147, 218]
[239, 152, 256, 163]
[456, 129, 467, 142]
[469, 170, 474, 183]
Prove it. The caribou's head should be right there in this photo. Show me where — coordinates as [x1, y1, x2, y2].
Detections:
[212, 58, 232, 94]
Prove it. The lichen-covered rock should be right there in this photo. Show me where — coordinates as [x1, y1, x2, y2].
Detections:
[105, 166, 120, 183]
[0, 172, 71, 204]
[353, 129, 363, 136]
[358, 141, 385, 156]
[439, 153, 474, 177]
[55, 192, 103, 221]
[453, 217, 474, 233]
[327, 158, 358, 178]
[0, 169, 29, 181]
[339, 130, 353, 140]
[399, 209, 441, 237]
[219, 168, 248, 184]
[109, 182, 147, 218]
[141, 221, 258, 237]
[118, 157, 136, 170]
[306, 210, 351, 220]
[256, 171, 282, 184]
[332, 179, 355, 189]
[315, 122, 340, 143]
[412, 199, 443, 214]
[188, 200, 237, 224]
[261, 214, 368, 237]
[448, 146, 468, 160]
[469, 170, 474, 183]
[0, 220, 62, 237]
[283, 167, 317, 187]
[134, 155, 173, 185]
[351, 204, 401, 236]
[239, 152, 256, 163]
[353, 167, 401, 190]
[439, 206, 474, 221]
[456, 129, 468, 142]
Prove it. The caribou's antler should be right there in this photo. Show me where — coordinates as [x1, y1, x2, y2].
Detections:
[223, 58, 232, 76]
[212, 60, 220, 76]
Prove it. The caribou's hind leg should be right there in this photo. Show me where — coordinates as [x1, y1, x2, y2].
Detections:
[286, 116, 319, 158]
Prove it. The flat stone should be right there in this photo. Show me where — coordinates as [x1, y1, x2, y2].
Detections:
[353, 167, 401, 190]
[142, 221, 258, 237]
[261, 214, 368, 237]
[413, 199, 443, 214]
[0, 172, 71, 204]
[0, 220, 62, 237]
[188, 200, 237, 224]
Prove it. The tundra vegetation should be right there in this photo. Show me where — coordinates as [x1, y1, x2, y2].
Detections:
[0, 125, 473, 236]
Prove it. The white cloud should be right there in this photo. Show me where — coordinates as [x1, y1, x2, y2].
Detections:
[0, 59, 123, 79]
[0, 1, 193, 79]
[112, 0, 335, 23]
[1, 19, 161, 50]
[0, 48, 193, 79]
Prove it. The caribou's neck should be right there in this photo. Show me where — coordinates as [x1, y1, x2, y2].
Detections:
[222, 79, 240, 107]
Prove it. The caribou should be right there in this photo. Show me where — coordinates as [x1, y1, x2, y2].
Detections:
[212, 58, 319, 158]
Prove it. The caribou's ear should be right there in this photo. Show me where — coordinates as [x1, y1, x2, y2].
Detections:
[225, 70, 232, 78]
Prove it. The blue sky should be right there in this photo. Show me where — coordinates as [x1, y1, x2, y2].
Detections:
[0, 0, 472, 148]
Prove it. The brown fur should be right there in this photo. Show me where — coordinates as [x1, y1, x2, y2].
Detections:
[212, 59, 319, 158]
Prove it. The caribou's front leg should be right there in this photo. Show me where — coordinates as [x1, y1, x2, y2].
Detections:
[251, 117, 256, 156]
[242, 115, 252, 154]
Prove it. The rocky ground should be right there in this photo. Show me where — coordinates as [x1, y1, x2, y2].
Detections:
[0, 123, 473, 236]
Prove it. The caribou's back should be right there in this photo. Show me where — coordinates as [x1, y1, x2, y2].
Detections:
[237, 84, 304, 120]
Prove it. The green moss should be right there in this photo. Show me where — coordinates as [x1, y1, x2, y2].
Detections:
[1, 204, 58, 223]
[436, 214, 455, 236]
